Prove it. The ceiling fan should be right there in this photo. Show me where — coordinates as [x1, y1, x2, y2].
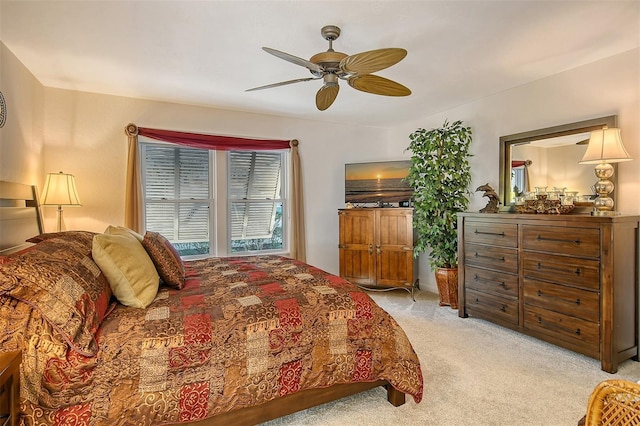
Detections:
[246, 25, 411, 111]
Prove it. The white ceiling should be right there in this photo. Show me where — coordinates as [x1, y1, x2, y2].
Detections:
[1, 1, 638, 128]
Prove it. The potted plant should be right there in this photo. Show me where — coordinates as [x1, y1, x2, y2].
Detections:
[405, 120, 472, 308]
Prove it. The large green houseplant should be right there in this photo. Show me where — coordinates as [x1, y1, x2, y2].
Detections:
[406, 120, 472, 308]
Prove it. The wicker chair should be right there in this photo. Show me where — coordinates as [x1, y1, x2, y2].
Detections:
[580, 380, 640, 425]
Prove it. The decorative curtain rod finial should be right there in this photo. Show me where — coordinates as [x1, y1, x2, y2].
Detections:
[125, 123, 139, 137]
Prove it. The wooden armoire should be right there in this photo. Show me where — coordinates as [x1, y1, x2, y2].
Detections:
[338, 208, 418, 297]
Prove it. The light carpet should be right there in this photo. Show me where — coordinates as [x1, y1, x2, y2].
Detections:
[263, 290, 640, 426]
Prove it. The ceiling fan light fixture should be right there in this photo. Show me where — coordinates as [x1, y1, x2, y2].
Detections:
[324, 73, 338, 86]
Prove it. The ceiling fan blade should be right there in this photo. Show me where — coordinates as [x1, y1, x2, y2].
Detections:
[246, 77, 319, 92]
[316, 84, 339, 111]
[262, 47, 324, 74]
[348, 74, 411, 96]
[340, 48, 407, 75]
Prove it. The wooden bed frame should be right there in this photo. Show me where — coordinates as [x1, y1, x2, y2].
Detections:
[0, 181, 43, 254]
[187, 381, 404, 425]
[0, 180, 406, 425]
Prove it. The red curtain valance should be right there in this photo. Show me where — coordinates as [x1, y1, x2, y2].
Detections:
[138, 127, 291, 151]
[511, 160, 527, 168]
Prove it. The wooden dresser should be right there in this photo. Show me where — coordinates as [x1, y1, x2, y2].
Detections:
[458, 212, 639, 373]
[338, 208, 418, 298]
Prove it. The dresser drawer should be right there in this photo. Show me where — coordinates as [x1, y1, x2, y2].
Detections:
[466, 289, 518, 325]
[522, 225, 600, 258]
[524, 305, 599, 351]
[464, 243, 518, 274]
[523, 252, 599, 290]
[464, 221, 518, 248]
[465, 266, 518, 299]
[523, 278, 599, 322]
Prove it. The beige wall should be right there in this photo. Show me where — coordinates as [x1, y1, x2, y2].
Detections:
[0, 42, 44, 186]
[389, 48, 640, 293]
[2, 43, 638, 288]
[40, 88, 392, 274]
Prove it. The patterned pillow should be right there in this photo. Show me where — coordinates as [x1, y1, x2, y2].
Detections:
[0, 237, 113, 356]
[26, 230, 97, 247]
[141, 231, 185, 289]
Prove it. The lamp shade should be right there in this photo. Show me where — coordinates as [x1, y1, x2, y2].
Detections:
[41, 172, 82, 206]
[580, 127, 633, 164]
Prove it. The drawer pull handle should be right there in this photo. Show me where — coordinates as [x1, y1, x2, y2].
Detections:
[536, 290, 581, 305]
[537, 316, 581, 336]
[473, 298, 508, 313]
[474, 230, 505, 237]
[473, 274, 509, 290]
[536, 262, 581, 275]
[536, 235, 581, 245]
[474, 253, 505, 262]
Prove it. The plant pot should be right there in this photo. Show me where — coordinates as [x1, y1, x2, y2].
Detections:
[435, 267, 458, 309]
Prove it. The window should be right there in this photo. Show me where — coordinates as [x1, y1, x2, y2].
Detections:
[141, 142, 286, 257]
[142, 144, 212, 256]
[228, 151, 284, 253]
[511, 167, 525, 197]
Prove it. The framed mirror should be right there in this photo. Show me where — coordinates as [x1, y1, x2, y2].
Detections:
[499, 115, 618, 210]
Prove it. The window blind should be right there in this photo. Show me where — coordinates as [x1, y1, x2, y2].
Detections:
[143, 145, 210, 243]
[229, 151, 282, 240]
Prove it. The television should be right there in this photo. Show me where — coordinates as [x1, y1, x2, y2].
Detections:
[345, 160, 414, 205]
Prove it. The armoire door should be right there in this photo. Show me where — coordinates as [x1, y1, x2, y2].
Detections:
[375, 208, 414, 287]
[338, 209, 375, 285]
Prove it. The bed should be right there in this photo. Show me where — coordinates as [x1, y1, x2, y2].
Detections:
[0, 181, 423, 425]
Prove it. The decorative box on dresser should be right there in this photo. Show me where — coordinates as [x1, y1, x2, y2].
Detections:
[458, 212, 640, 373]
[338, 208, 418, 297]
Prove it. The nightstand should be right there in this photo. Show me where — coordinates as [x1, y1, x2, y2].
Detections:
[0, 352, 21, 426]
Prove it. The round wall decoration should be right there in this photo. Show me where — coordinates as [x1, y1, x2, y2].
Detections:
[0, 91, 6, 128]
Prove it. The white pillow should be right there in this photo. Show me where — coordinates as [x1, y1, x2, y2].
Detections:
[92, 232, 159, 308]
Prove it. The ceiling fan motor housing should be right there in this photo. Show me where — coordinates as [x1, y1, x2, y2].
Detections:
[309, 51, 348, 76]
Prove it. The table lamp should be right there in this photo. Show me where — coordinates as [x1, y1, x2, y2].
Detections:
[41, 171, 82, 231]
[579, 126, 632, 216]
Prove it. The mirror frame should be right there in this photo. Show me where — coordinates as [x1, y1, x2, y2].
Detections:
[499, 115, 618, 210]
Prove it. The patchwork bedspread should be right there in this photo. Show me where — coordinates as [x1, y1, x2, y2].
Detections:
[11, 255, 423, 425]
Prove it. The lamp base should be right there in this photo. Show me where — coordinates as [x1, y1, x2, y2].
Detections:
[56, 205, 64, 232]
[591, 163, 618, 217]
